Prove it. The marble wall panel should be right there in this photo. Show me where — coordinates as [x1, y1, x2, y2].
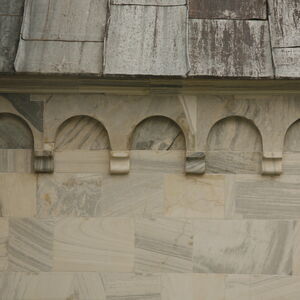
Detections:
[273, 48, 300, 78]
[135, 217, 193, 273]
[0, 0, 24, 15]
[104, 5, 188, 76]
[0, 173, 36, 217]
[293, 223, 300, 275]
[226, 175, 300, 219]
[0, 149, 32, 173]
[164, 174, 225, 218]
[37, 173, 102, 217]
[193, 220, 294, 275]
[0, 218, 8, 271]
[285, 120, 300, 152]
[112, 0, 185, 4]
[8, 218, 54, 272]
[53, 218, 134, 272]
[189, 20, 273, 77]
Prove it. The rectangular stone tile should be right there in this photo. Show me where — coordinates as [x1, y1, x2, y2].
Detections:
[164, 174, 225, 218]
[22, 0, 107, 42]
[53, 218, 134, 272]
[293, 222, 300, 275]
[102, 273, 161, 300]
[189, 19, 273, 77]
[135, 217, 193, 273]
[0, 16, 22, 72]
[104, 5, 188, 76]
[273, 48, 300, 78]
[206, 151, 261, 174]
[37, 173, 102, 217]
[8, 218, 54, 272]
[0, 0, 24, 15]
[0, 173, 36, 217]
[193, 220, 294, 275]
[112, 0, 186, 4]
[0, 218, 8, 271]
[0, 272, 105, 300]
[225, 275, 300, 300]
[225, 175, 300, 219]
[15, 40, 103, 74]
[189, 0, 266, 19]
[54, 150, 109, 173]
[268, 0, 300, 47]
[161, 273, 225, 300]
[283, 152, 300, 175]
[0, 149, 32, 173]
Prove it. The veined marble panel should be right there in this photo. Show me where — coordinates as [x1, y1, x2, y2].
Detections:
[268, 0, 300, 47]
[37, 173, 102, 217]
[22, 0, 107, 41]
[0, 0, 24, 15]
[285, 120, 300, 151]
[189, 20, 273, 77]
[164, 174, 225, 218]
[135, 217, 193, 273]
[112, 0, 186, 4]
[15, 40, 103, 74]
[225, 175, 300, 219]
[8, 218, 54, 272]
[104, 5, 188, 76]
[193, 220, 294, 275]
[0, 218, 8, 271]
[0, 149, 32, 173]
[161, 273, 225, 300]
[225, 275, 300, 300]
[0, 173, 36, 217]
[283, 152, 300, 175]
[274, 48, 300, 78]
[53, 218, 134, 272]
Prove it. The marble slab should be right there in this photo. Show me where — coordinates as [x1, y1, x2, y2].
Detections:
[53, 217, 134, 272]
[189, 0, 266, 19]
[283, 153, 300, 175]
[0, 149, 32, 173]
[189, 20, 273, 77]
[225, 175, 300, 219]
[0, 0, 24, 15]
[0, 218, 8, 271]
[22, 0, 107, 42]
[268, 0, 300, 47]
[193, 220, 294, 275]
[135, 217, 193, 273]
[0, 173, 36, 217]
[164, 174, 225, 218]
[8, 218, 54, 272]
[37, 173, 103, 217]
[112, 0, 186, 4]
[104, 5, 188, 76]
[285, 120, 300, 151]
[273, 48, 300, 78]
[15, 40, 103, 74]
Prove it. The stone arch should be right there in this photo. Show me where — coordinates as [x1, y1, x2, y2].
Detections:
[130, 116, 186, 150]
[0, 113, 34, 149]
[284, 119, 300, 152]
[55, 115, 111, 151]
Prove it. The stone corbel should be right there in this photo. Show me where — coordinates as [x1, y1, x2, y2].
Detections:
[185, 152, 205, 175]
[110, 151, 130, 175]
[262, 152, 282, 176]
[33, 143, 54, 173]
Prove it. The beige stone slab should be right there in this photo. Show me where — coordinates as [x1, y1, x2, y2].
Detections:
[293, 222, 300, 275]
[283, 152, 300, 175]
[8, 218, 54, 272]
[104, 5, 188, 76]
[37, 173, 102, 217]
[112, 0, 186, 5]
[285, 120, 300, 151]
[193, 220, 294, 275]
[161, 273, 225, 300]
[15, 39, 103, 74]
[22, 0, 107, 42]
[53, 218, 134, 272]
[225, 275, 300, 300]
[189, 20, 273, 77]
[0, 149, 32, 173]
[0, 218, 8, 271]
[164, 174, 225, 218]
[225, 175, 300, 219]
[268, 0, 300, 47]
[135, 217, 193, 273]
[0, 272, 105, 300]
[273, 48, 300, 78]
[0, 173, 36, 217]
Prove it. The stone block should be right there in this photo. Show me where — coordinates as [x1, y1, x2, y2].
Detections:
[273, 48, 300, 78]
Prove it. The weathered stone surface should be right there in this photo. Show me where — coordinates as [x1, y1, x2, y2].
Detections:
[22, 0, 107, 42]
[104, 5, 188, 76]
[0, 149, 32, 173]
[273, 48, 300, 78]
[0, 0, 24, 15]
[189, 0, 267, 19]
[189, 20, 274, 77]
[268, 0, 300, 47]
[285, 119, 300, 151]
[0, 16, 22, 72]
[112, 0, 186, 4]
[0, 218, 8, 271]
[15, 40, 103, 74]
